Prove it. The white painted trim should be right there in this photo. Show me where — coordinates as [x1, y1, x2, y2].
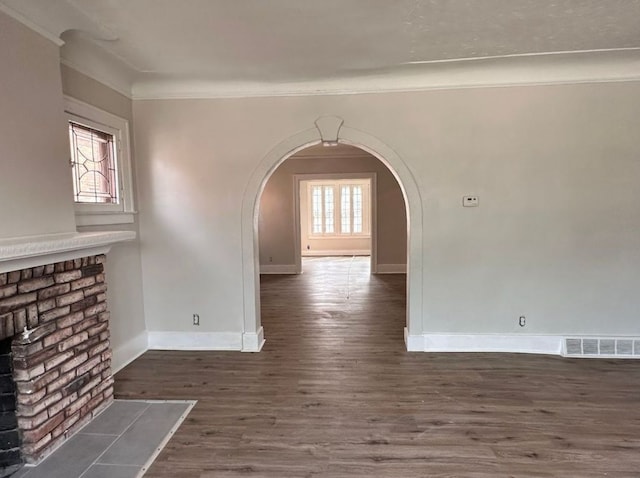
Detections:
[64, 96, 136, 219]
[148, 331, 242, 351]
[294, 172, 378, 273]
[259, 264, 297, 274]
[376, 263, 407, 274]
[242, 129, 322, 345]
[242, 326, 265, 352]
[242, 126, 423, 351]
[75, 212, 136, 227]
[0, 3, 64, 46]
[0, 231, 136, 273]
[338, 127, 423, 337]
[302, 250, 371, 257]
[111, 331, 149, 373]
[404, 328, 424, 352]
[131, 50, 640, 100]
[419, 334, 563, 355]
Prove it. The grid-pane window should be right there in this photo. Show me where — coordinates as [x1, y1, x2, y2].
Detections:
[352, 185, 363, 233]
[341, 186, 351, 233]
[307, 179, 370, 237]
[324, 187, 334, 234]
[311, 186, 323, 233]
[311, 185, 336, 234]
[69, 122, 118, 204]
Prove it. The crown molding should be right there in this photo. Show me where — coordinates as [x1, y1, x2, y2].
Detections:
[61, 58, 133, 99]
[132, 49, 640, 100]
[0, 2, 64, 46]
[60, 29, 135, 98]
[63, 47, 640, 102]
[3, 2, 640, 100]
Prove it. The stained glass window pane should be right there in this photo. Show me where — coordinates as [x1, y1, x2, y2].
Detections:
[69, 122, 118, 204]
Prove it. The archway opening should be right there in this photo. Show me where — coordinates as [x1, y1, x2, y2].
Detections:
[240, 124, 423, 352]
[257, 143, 408, 348]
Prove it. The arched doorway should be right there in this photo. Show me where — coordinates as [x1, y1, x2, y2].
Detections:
[240, 118, 423, 351]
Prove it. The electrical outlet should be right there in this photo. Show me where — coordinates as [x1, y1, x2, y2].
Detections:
[269, 256, 273, 263]
[193, 313, 200, 326]
[518, 315, 526, 327]
[463, 196, 479, 207]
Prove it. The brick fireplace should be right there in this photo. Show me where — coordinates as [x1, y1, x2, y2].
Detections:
[0, 255, 114, 467]
[0, 231, 134, 474]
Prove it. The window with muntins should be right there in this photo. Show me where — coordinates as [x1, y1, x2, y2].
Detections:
[69, 122, 118, 204]
[64, 96, 135, 226]
[308, 179, 370, 237]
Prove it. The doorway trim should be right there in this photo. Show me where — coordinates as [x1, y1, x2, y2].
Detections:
[240, 121, 423, 352]
[294, 172, 377, 274]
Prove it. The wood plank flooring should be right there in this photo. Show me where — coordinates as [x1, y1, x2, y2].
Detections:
[115, 257, 640, 477]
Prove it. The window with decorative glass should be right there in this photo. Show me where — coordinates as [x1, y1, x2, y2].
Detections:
[308, 179, 370, 236]
[64, 97, 135, 226]
[68, 122, 118, 205]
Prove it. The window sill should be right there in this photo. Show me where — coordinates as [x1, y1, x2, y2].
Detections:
[308, 234, 371, 239]
[75, 211, 137, 227]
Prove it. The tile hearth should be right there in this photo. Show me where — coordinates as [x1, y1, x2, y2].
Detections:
[13, 400, 194, 478]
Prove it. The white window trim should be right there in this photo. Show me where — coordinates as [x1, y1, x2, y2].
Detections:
[306, 178, 371, 238]
[64, 96, 136, 226]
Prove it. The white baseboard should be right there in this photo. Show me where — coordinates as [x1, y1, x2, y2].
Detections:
[376, 263, 407, 274]
[148, 331, 242, 351]
[418, 334, 563, 355]
[111, 331, 149, 373]
[260, 264, 297, 274]
[242, 326, 265, 352]
[302, 250, 370, 257]
[404, 328, 424, 352]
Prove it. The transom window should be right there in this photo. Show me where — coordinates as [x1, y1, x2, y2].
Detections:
[308, 179, 371, 237]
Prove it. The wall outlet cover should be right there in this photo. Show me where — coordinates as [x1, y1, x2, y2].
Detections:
[463, 196, 479, 207]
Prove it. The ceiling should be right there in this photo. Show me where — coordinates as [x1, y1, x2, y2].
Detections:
[2, 0, 640, 98]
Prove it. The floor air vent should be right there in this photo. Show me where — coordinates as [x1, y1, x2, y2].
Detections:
[563, 338, 640, 358]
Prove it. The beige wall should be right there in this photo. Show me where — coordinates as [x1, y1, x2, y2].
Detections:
[0, 11, 76, 238]
[133, 82, 640, 337]
[60, 65, 147, 369]
[259, 149, 406, 267]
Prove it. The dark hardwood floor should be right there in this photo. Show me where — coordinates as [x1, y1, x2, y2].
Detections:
[115, 257, 640, 477]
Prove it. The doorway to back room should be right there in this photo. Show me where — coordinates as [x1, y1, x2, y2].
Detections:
[257, 143, 408, 346]
[300, 177, 372, 261]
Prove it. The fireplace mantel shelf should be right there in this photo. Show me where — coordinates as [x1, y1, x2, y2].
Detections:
[0, 231, 136, 273]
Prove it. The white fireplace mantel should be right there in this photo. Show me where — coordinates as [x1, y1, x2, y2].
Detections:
[0, 231, 136, 273]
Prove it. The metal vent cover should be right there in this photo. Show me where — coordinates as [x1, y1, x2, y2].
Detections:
[563, 337, 640, 358]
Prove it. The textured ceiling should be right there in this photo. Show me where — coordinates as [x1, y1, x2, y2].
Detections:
[2, 0, 640, 96]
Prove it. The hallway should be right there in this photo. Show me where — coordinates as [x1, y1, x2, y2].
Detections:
[115, 258, 640, 477]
